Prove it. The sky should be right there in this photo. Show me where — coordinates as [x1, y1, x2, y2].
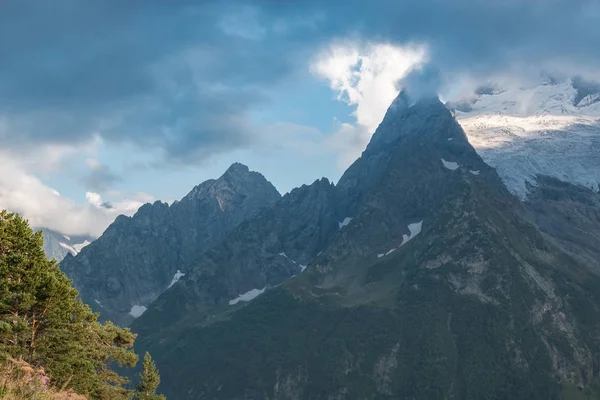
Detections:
[1, 0, 599, 237]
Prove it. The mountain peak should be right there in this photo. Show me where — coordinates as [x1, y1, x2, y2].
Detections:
[388, 90, 443, 111]
[223, 162, 250, 177]
[217, 163, 280, 198]
[365, 92, 457, 155]
[181, 163, 280, 208]
[61, 163, 281, 326]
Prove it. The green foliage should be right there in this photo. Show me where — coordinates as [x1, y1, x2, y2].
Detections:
[0, 356, 88, 399]
[135, 352, 165, 400]
[142, 281, 568, 400]
[0, 211, 139, 399]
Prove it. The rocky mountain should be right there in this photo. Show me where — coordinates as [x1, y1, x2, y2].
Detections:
[453, 78, 600, 198]
[132, 93, 600, 399]
[523, 175, 600, 275]
[60, 163, 281, 326]
[134, 175, 343, 336]
[38, 228, 94, 262]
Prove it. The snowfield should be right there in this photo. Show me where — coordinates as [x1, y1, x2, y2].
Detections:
[455, 79, 600, 198]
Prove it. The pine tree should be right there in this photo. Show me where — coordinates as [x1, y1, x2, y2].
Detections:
[135, 352, 166, 400]
[0, 211, 139, 399]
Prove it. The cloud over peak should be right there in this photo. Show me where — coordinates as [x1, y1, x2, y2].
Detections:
[2, 0, 599, 167]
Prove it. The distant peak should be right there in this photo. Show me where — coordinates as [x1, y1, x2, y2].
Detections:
[219, 162, 267, 187]
[224, 162, 250, 176]
[381, 91, 449, 128]
[181, 162, 279, 205]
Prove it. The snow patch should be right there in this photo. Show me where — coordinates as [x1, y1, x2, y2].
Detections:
[229, 287, 266, 305]
[63, 235, 71, 241]
[167, 270, 185, 288]
[129, 305, 147, 318]
[94, 299, 103, 308]
[279, 252, 308, 273]
[338, 217, 353, 229]
[59, 240, 90, 256]
[402, 221, 423, 245]
[447, 138, 454, 141]
[73, 240, 91, 253]
[441, 159, 459, 171]
[470, 170, 480, 176]
[379, 221, 424, 258]
[279, 252, 310, 272]
[59, 242, 78, 256]
[279, 252, 297, 264]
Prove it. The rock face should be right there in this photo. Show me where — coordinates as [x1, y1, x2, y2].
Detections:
[38, 228, 94, 262]
[60, 163, 281, 326]
[133, 175, 342, 336]
[524, 175, 600, 274]
[133, 94, 600, 399]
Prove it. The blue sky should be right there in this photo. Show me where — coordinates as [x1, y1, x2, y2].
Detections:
[1, 0, 599, 236]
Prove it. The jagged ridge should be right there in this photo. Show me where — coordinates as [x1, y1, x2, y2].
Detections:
[132, 94, 600, 399]
[60, 163, 281, 326]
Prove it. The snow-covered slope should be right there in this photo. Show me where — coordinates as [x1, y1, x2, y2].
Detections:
[454, 79, 600, 198]
[39, 228, 94, 262]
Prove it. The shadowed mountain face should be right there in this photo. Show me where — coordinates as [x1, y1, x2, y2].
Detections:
[524, 175, 600, 274]
[131, 94, 600, 399]
[60, 163, 281, 326]
[133, 175, 343, 337]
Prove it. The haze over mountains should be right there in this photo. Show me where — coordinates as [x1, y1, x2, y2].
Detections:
[39, 227, 94, 262]
[52, 79, 600, 399]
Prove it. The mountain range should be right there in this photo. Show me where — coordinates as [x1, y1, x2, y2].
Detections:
[60, 163, 281, 326]
[58, 79, 600, 399]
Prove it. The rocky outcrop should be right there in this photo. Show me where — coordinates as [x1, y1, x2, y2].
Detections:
[133, 176, 342, 335]
[524, 175, 600, 273]
[60, 163, 280, 326]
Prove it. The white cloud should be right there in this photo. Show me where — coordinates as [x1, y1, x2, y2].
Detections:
[86, 191, 152, 214]
[85, 158, 102, 170]
[0, 151, 152, 237]
[311, 42, 426, 168]
[324, 121, 370, 170]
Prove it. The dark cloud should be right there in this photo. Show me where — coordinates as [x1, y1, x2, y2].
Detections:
[0, 0, 293, 161]
[1, 0, 599, 163]
[100, 201, 114, 210]
[81, 163, 122, 192]
[252, 0, 600, 78]
[398, 64, 442, 102]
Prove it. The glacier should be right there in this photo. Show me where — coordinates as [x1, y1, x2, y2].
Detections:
[455, 79, 600, 198]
